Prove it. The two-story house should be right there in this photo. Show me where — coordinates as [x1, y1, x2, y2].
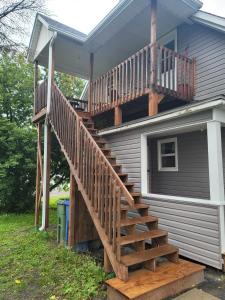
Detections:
[28, 0, 225, 298]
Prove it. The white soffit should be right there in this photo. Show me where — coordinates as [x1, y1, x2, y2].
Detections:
[28, 0, 202, 78]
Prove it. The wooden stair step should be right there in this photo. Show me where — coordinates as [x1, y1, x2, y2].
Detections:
[88, 128, 97, 133]
[131, 192, 141, 198]
[121, 244, 178, 267]
[101, 148, 111, 155]
[120, 215, 158, 227]
[121, 203, 149, 211]
[125, 183, 134, 188]
[117, 173, 128, 179]
[119, 229, 167, 246]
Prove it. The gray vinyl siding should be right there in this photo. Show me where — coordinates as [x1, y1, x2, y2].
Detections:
[102, 109, 224, 269]
[149, 131, 210, 199]
[143, 197, 222, 269]
[104, 110, 212, 194]
[178, 23, 225, 101]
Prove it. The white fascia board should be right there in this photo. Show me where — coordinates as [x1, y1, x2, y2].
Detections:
[181, 0, 203, 10]
[191, 11, 225, 34]
[27, 16, 43, 62]
[99, 100, 225, 136]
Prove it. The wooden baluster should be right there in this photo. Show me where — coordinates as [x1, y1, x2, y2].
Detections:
[122, 62, 124, 103]
[164, 48, 167, 91]
[116, 187, 121, 261]
[168, 50, 171, 92]
[101, 162, 105, 227]
[133, 55, 136, 98]
[108, 175, 112, 243]
[137, 53, 140, 97]
[129, 58, 132, 100]
[141, 50, 144, 95]
[125, 60, 128, 102]
[94, 149, 98, 211]
[112, 183, 117, 252]
[104, 165, 109, 234]
[115, 67, 118, 105]
[192, 58, 196, 99]
[146, 46, 149, 91]
[98, 155, 102, 219]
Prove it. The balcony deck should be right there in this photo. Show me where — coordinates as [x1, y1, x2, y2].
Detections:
[90, 43, 196, 117]
[34, 43, 196, 123]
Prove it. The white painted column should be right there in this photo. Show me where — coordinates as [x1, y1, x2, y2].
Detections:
[141, 134, 148, 194]
[40, 33, 57, 231]
[207, 120, 225, 254]
[207, 121, 224, 202]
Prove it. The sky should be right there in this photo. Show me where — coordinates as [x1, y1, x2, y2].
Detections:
[46, 0, 225, 34]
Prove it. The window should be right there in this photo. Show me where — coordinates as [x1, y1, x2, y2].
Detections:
[157, 138, 178, 171]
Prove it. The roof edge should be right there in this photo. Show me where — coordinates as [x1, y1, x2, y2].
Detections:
[191, 10, 225, 33]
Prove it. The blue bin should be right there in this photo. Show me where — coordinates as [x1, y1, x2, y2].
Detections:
[64, 200, 70, 245]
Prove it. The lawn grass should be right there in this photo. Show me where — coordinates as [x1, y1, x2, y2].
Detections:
[0, 210, 106, 300]
[49, 194, 70, 209]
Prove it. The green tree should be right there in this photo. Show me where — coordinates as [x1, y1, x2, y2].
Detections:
[0, 118, 36, 212]
[54, 72, 85, 98]
[0, 51, 85, 212]
[0, 52, 34, 125]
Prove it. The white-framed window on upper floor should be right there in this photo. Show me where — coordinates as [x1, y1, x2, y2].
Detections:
[157, 137, 178, 172]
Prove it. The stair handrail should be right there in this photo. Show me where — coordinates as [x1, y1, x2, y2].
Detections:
[51, 82, 134, 208]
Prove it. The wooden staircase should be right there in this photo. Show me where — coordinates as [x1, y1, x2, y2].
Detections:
[48, 83, 204, 289]
[79, 111, 179, 271]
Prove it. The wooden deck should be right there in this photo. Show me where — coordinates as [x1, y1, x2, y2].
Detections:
[106, 259, 205, 300]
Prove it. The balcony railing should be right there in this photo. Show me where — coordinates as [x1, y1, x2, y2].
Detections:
[34, 80, 88, 116]
[90, 43, 196, 115]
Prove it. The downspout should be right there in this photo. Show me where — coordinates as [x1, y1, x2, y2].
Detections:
[40, 32, 57, 231]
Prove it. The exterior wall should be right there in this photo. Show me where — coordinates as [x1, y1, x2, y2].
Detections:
[102, 109, 225, 269]
[149, 131, 210, 199]
[104, 110, 212, 193]
[178, 23, 225, 101]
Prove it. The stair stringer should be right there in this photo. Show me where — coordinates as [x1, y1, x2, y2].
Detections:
[50, 121, 129, 281]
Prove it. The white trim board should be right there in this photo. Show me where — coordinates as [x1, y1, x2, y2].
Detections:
[143, 193, 225, 207]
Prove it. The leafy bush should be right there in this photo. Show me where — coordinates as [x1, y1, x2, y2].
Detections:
[0, 119, 36, 212]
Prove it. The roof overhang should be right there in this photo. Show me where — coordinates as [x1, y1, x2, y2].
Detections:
[191, 10, 225, 34]
[28, 0, 203, 79]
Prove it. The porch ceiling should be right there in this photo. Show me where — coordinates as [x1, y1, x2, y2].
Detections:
[32, 0, 202, 79]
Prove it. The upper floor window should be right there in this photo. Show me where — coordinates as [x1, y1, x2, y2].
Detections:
[157, 137, 178, 171]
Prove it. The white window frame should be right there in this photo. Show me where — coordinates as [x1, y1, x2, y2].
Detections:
[157, 137, 178, 172]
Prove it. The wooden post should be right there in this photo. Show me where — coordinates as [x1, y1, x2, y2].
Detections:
[68, 173, 76, 248]
[104, 249, 113, 273]
[149, 0, 158, 116]
[114, 105, 122, 126]
[149, 91, 164, 116]
[34, 122, 42, 227]
[34, 61, 38, 115]
[88, 53, 94, 112]
[150, 0, 157, 88]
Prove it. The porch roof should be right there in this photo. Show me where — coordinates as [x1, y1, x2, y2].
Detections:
[28, 0, 202, 79]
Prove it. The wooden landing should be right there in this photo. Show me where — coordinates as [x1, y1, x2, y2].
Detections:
[106, 259, 205, 300]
